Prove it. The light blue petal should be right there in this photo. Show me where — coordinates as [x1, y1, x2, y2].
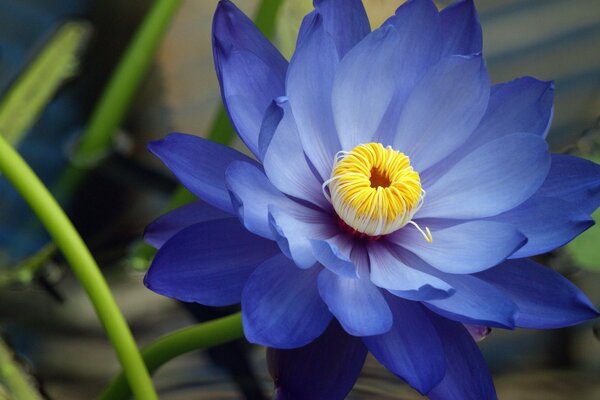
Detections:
[145, 218, 279, 306]
[242, 254, 332, 348]
[390, 221, 526, 274]
[363, 298, 445, 395]
[440, 0, 482, 57]
[287, 13, 340, 181]
[418, 133, 551, 219]
[311, 236, 357, 278]
[476, 259, 599, 329]
[312, 0, 370, 57]
[213, 0, 287, 156]
[427, 311, 497, 400]
[488, 196, 593, 258]
[148, 133, 259, 213]
[393, 54, 490, 171]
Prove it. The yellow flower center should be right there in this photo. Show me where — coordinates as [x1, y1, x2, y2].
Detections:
[324, 143, 429, 238]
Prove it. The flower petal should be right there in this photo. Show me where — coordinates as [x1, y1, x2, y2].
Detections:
[536, 154, 600, 215]
[268, 320, 367, 400]
[363, 298, 445, 395]
[488, 196, 593, 258]
[148, 133, 258, 213]
[261, 99, 329, 209]
[269, 205, 337, 269]
[424, 274, 518, 328]
[145, 218, 279, 306]
[225, 160, 308, 240]
[333, 0, 442, 149]
[242, 254, 332, 348]
[317, 267, 393, 336]
[440, 0, 482, 57]
[213, 0, 287, 156]
[427, 311, 497, 400]
[368, 241, 453, 299]
[476, 259, 599, 329]
[418, 133, 551, 219]
[311, 236, 356, 278]
[287, 13, 340, 181]
[393, 54, 490, 171]
[144, 201, 230, 249]
[391, 221, 526, 274]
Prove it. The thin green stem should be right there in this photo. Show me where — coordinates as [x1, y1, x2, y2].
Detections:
[99, 312, 243, 400]
[75, 0, 182, 165]
[0, 136, 157, 400]
[0, 338, 42, 400]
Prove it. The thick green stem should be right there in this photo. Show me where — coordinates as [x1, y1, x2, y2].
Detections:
[75, 0, 182, 164]
[0, 135, 157, 400]
[0, 338, 42, 400]
[99, 312, 243, 400]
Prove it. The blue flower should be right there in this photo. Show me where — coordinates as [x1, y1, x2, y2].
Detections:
[144, 0, 600, 398]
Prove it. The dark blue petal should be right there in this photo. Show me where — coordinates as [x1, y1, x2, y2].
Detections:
[144, 201, 230, 249]
[148, 133, 258, 213]
[145, 218, 279, 306]
[225, 160, 309, 240]
[393, 54, 490, 171]
[419, 133, 551, 219]
[488, 196, 593, 258]
[425, 273, 518, 328]
[440, 0, 482, 56]
[427, 311, 497, 400]
[312, 0, 370, 58]
[363, 298, 445, 395]
[242, 254, 332, 348]
[261, 99, 330, 209]
[268, 320, 366, 400]
[287, 13, 340, 181]
[317, 267, 393, 336]
[536, 154, 600, 215]
[269, 205, 337, 269]
[391, 221, 526, 274]
[334, 0, 442, 149]
[368, 241, 453, 298]
[476, 259, 599, 329]
[213, 0, 287, 156]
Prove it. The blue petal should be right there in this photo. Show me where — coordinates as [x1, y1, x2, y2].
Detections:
[363, 298, 445, 395]
[260, 99, 330, 209]
[392, 221, 526, 274]
[311, 236, 356, 278]
[148, 133, 258, 213]
[213, 0, 287, 156]
[426, 311, 497, 400]
[225, 160, 308, 240]
[368, 241, 453, 298]
[476, 259, 599, 329]
[317, 268, 393, 336]
[488, 196, 593, 258]
[333, 0, 442, 149]
[312, 0, 370, 58]
[440, 0, 482, 57]
[268, 321, 366, 400]
[536, 154, 600, 215]
[418, 133, 551, 219]
[424, 273, 518, 328]
[145, 218, 279, 306]
[144, 201, 230, 249]
[242, 254, 332, 348]
[269, 205, 337, 269]
[287, 13, 340, 181]
[393, 54, 490, 172]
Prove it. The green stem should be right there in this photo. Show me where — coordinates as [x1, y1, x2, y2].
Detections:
[75, 0, 182, 164]
[0, 136, 157, 400]
[99, 312, 243, 400]
[0, 338, 42, 400]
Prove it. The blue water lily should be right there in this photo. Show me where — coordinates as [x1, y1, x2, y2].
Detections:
[144, 0, 600, 398]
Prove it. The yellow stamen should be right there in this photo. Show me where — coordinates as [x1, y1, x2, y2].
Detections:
[323, 143, 427, 237]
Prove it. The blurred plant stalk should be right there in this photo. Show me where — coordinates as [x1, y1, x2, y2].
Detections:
[0, 338, 42, 400]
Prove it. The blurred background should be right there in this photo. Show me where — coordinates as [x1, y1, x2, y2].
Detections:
[0, 0, 599, 398]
